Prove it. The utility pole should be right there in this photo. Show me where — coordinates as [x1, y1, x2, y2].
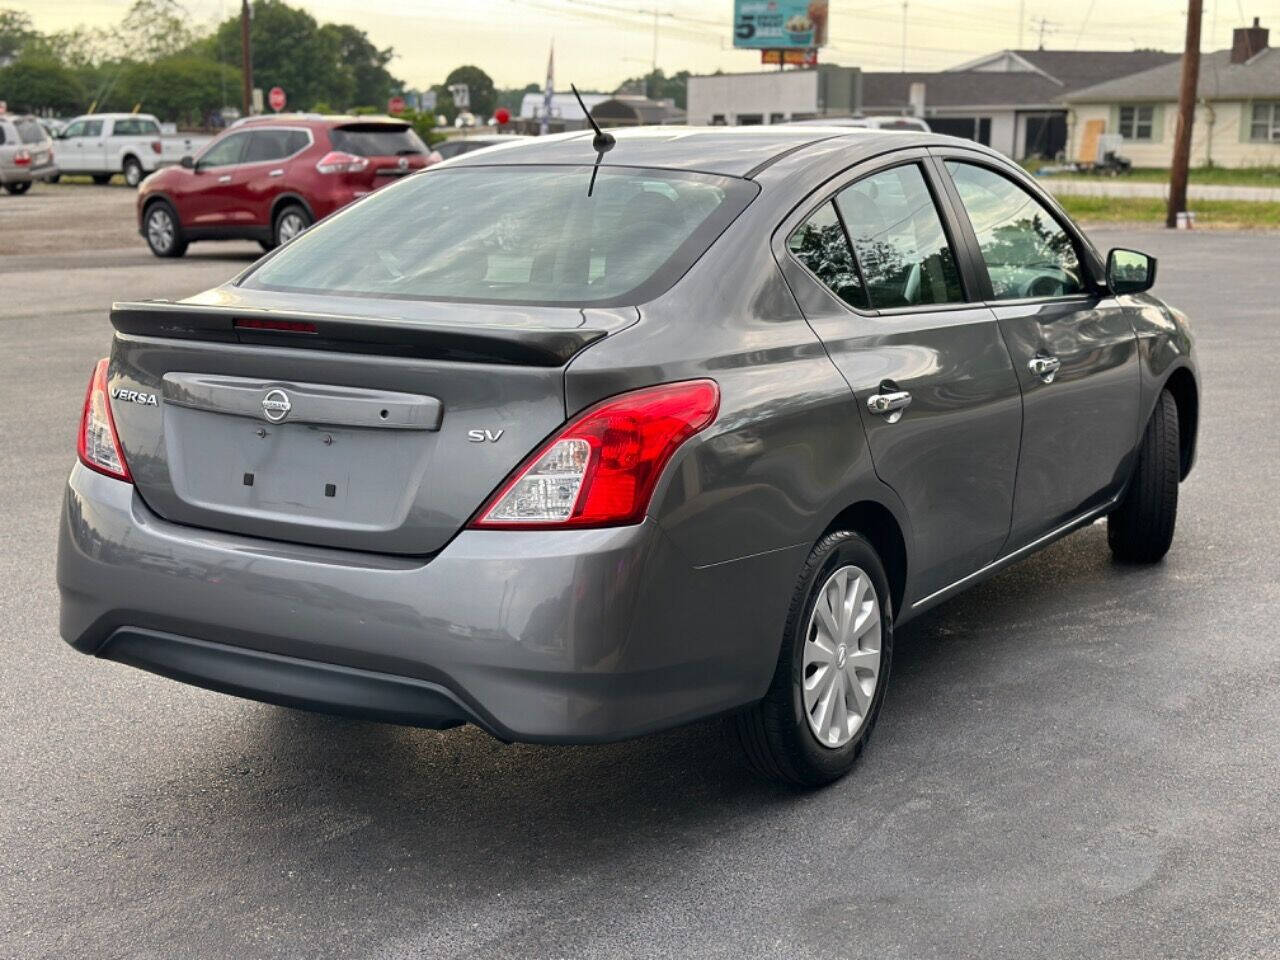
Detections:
[1017, 0, 1025, 47]
[1166, 0, 1203, 228]
[900, 2, 908, 72]
[1030, 16, 1055, 49]
[240, 0, 252, 117]
[652, 9, 658, 74]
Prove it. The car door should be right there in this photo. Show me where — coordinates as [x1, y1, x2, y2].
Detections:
[59, 119, 103, 173]
[776, 152, 1023, 601]
[240, 128, 310, 227]
[934, 151, 1141, 550]
[182, 131, 251, 228]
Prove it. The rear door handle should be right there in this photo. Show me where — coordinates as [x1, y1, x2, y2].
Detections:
[867, 390, 912, 423]
[268, 168, 284, 177]
[1028, 355, 1061, 383]
[217, 174, 232, 183]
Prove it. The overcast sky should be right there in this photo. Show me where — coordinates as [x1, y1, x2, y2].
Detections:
[17, 0, 1279, 90]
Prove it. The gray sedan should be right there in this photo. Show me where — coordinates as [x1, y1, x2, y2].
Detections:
[57, 126, 1197, 787]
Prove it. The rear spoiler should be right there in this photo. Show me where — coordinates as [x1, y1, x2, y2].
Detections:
[110, 301, 608, 367]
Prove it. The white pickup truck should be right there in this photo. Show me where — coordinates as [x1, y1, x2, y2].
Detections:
[52, 113, 210, 187]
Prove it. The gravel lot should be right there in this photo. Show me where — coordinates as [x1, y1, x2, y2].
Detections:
[1, 185, 1277, 959]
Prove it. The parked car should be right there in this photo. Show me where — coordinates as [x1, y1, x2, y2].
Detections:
[786, 116, 932, 132]
[433, 134, 531, 160]
[58, 127, 1198, 787]
[0, 114, 57, 194]
[38, 117, 67, 139]
[52, 113, 208, 186]
[135, 114, 433, 257]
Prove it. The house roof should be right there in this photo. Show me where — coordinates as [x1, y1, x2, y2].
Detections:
[1002, 49, 1182, 91]
[861, 71, 1068, 109]
[1065, 46, 1280, 101]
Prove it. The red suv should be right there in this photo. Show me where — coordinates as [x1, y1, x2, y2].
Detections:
[137, 115, 435, 258]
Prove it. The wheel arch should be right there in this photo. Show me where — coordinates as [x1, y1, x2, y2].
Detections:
[1162, 364, 1198, 480]
[270, 192, 315, 224]
[140, 191, 179, 222]
[822, 499, 908, 621]
[121, 152, 141, 169]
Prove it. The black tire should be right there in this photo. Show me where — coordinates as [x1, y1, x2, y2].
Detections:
[143, 201, 188, 258]
[44, 173, 60, 184]
[91, 174, 112, 185]
[730, 530, 894, 788]
[122, 156, 143, 188]
[272, 203, 312, 247]
[258, 239, 276, 253]
[1108, 389, 1179, 563]
[3, 181, 31, 195]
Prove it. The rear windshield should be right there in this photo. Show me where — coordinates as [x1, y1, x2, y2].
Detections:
[242, 165, 757, 306]
[329, 125, 426, 156]
[15, 119, 47, 144]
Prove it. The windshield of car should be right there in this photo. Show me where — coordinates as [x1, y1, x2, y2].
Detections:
[243, 165, 756, 306]
[329, 125, 427, 156]
[15, 119, 47, 144]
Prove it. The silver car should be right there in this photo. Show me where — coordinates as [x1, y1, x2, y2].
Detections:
[0, 114, 57, 193]
[57, 127, 1198, 786]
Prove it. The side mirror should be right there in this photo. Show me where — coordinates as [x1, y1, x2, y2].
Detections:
[180, 155, 195, 170]
[1107, 248, 1156, 295]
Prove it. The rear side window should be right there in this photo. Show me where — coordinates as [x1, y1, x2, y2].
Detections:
[787, 202, 866, 309]
[329, 125, 426, 156]
[835, 164, 964, 309]
[944, 161, 1085, 301]
[243, 165, 757, 306]
[245, 129, 308, 163]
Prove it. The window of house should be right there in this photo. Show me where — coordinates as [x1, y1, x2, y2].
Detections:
[1118, 105, 1156, 140]
[710, 114, 726, 126]
[769, 112, 786, 124]
[737, 114, 763, 126]
[1249, 102, 1280, 142]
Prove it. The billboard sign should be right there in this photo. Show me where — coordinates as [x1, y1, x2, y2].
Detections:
[734, 1, 828, 49]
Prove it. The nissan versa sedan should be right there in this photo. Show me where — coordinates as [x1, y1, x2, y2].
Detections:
[58, 127, 1198, 787]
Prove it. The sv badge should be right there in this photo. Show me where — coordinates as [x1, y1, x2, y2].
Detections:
[467, 429, 504, 443]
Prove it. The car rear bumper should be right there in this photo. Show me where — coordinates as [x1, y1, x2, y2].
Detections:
[1, 159, 56, 183]
[57, 464, 799, 742]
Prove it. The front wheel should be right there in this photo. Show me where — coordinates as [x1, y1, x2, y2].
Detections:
[730, 531, 894, 788]
[143, 202, 187, 258]
[122, 157, 143, 188]
[3, 181, 31, 195]
[91, 174, 112, 185]
[1108, 389, 1179, 563]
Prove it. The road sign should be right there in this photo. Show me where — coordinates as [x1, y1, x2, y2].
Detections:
[448, 84, 470, 109]
[268, 86, 286, 112]
[387, 96, 406, 115]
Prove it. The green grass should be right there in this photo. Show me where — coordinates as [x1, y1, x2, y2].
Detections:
[1026, 162, 1280, 188]
[1057, 194, 1280, 228]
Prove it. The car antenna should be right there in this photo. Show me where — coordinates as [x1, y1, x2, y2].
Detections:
[571, 83, 614, 197]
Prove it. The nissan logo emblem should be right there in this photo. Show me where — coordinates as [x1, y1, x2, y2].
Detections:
[261, 388, 292, 423]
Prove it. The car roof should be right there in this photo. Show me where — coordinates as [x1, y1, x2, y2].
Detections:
[444, 125, 939, 178]
[69, 113, 159, 121]
[229, 113, 411, 129]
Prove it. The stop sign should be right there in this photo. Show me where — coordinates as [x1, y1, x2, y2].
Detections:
[268, 86, 286, 112]
[387, 96, 406, 115]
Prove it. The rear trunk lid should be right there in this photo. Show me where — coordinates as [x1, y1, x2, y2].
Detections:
[106, 289, 636, 555]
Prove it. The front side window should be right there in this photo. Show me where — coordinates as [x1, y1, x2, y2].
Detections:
[81, 120, 103, 138]
[946, 161, 1085, 301]
[787, 202, 865, 308]
[62, 120, 85, 139]
[1118, 104, 1155, 140]
[835, 164, 964, 309]
[1249, 102, 1280, 142]
[244, 166, 756, 305]
[198, 132, 249, 168]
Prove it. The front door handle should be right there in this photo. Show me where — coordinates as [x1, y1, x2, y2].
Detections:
[868, 390, 912, 423]
[1028, 354, 1061, 383]
[217, 174, 232, 183]
[268, 168, 284, 177]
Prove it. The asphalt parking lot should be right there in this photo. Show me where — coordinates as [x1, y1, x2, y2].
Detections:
[2, 183, 1277, 959]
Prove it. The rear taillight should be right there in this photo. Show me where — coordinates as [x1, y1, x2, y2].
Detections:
[13, 150, 30, 167]
[315, 151, 369, 174]
[472, 380, 719, 530]
[150, 139, 162, 155]
[77, 359, 132, 483]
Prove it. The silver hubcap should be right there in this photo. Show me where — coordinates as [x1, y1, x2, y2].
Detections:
[147, 209, 173, 251]
[278, 213, 306, 243]
[125, 163, 140, 186]
[802, 564, 882, 749]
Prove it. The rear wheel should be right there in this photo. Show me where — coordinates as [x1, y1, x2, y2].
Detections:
[122, 156, 143, 187]
[144, 201, 188, 258]
[273, 203, 311, 247]
[730, 531, 893, 788]
[258, 239, 276, 253]
[1108, 389, 1179, 563]
[44, 173, 60, 184]
[91, 174, 112, 185]
[3, 181, 31, 195]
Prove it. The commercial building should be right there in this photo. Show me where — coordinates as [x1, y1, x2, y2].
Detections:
[685, 66, 863, 126]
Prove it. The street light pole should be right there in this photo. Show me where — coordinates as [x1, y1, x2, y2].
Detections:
[1166, 0, 1203, 228]
[240, 0, 253, 117]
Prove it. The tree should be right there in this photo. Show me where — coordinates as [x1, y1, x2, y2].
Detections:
[0, 56, 86, 113]
[210, 0, 327, 108]
[0, 8, 36, 64]
[615, 68, 690, 109]
[118, 0, 194, 62]
[443, 65, 496, 120]
[318, 23, 396, 109]
[116, 56, 241, 126]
